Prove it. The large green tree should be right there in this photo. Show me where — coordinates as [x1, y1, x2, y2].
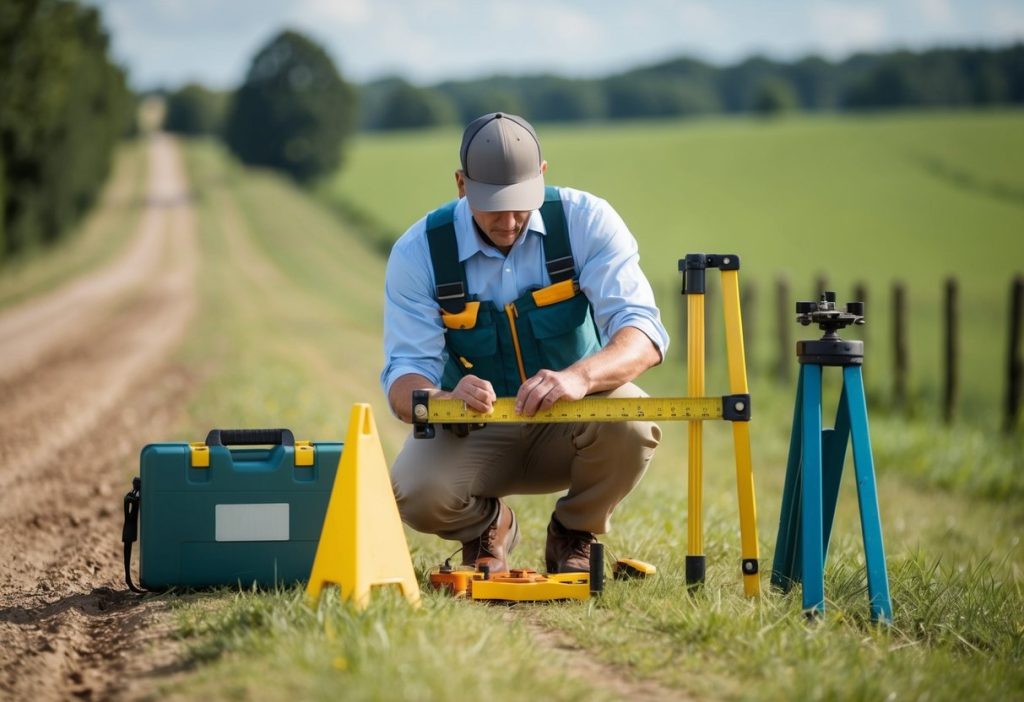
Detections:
[0, 0, 131, 259]
[224, 30, 356, 183]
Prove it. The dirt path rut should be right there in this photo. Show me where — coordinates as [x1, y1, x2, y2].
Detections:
[0, 135, 198, 701]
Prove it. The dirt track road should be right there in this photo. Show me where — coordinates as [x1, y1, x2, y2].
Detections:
[0, 135, 198, 701]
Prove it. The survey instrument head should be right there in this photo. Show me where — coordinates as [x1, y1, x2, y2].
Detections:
[797, 291, 865, 338]
[795, 291, 865, 366]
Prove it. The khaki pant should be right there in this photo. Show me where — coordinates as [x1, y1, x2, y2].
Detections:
[390, 383, 661, 542]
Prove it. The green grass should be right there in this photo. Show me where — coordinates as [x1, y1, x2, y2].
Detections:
[169, 589, 605, 702]
[0, 140, 147, 308]
[325, 110, 1024, 422]
[151, 134, 1024, 701]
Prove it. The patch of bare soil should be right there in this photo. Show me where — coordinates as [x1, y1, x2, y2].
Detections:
[506, 610, 694, 701]
[0, 135, 199, 701]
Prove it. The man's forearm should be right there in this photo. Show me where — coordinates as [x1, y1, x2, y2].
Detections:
[571, 326, 662, 394]
[387, 373, 440, 423]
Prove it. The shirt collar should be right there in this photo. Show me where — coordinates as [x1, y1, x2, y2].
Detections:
[453, 198, 547, 262]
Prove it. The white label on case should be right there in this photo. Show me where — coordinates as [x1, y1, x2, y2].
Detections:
[215, 503, 290, 542]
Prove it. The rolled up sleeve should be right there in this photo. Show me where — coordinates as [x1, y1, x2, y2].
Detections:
[571, 194, 670, 359]
[381, 225, 447, 396]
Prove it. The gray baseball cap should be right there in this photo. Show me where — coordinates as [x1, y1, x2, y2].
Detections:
[459, 112, 544, 212]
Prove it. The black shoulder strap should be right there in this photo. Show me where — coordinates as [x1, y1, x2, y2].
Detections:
[539, 186, 576, 283]
[122, 477, 148, 593]
[122, 477, 169, 594]
[425, 200, 467, 314]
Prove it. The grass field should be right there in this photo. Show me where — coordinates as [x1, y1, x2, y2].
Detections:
[152, 131, 1024, 701]
[325, 110, 1024, 420]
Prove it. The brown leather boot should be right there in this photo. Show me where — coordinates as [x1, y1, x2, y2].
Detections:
[545, 513, 596, 574]
[461, 499, 520, 575]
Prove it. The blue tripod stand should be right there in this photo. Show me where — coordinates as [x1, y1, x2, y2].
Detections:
[771, 292, 893, 623]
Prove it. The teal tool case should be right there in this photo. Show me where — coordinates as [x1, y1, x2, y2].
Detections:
[124, 428, 341, 590]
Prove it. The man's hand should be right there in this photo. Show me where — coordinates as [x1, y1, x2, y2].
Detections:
[444, 374, 497, 414]
[387, 372, 495, 422]
[512, 327, 662, 417]
[515, 368, 588, 417]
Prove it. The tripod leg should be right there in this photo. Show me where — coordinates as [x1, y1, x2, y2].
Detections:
[771, 370, 804, 592]
[800, 364, 825, 615]
[686, 292, 706, 587]
[721, 269, 760, 596]
[843, 366, 893, 623]
[822, 384, 851, 563]
[732, 423, 760, 596]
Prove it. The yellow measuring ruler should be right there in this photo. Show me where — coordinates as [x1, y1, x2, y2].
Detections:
[411, 391, 750, 437]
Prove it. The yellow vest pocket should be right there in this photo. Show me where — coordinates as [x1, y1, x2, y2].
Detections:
[441, 300, 481, 329]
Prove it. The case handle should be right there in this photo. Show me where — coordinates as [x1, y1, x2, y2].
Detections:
[204, 428, 295, 447]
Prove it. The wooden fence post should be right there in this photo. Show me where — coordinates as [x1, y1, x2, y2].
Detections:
[853, 281, 868, 344]
[853, 281, 869, 392]
[1006, 275, 1023, 433]
[815, 273, 829, 300]
[893, 281, 908, 409]
[776, 276, 791, 382]
[943, 278, 958, 424]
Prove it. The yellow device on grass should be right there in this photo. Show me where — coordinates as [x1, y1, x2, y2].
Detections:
[613, 558, 657, 579]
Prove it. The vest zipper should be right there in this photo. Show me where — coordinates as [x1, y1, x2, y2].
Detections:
[504, 303, 528, 384]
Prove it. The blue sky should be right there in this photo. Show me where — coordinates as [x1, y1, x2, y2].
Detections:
[92, 0, 1024, 89]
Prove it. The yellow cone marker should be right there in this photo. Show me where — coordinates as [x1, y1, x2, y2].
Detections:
[306, 403, 421, 608]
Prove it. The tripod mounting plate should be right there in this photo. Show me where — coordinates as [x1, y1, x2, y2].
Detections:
[797, 338, 864, 366]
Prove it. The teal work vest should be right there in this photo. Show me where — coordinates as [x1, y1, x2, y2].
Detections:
[427, 186, 602, 395]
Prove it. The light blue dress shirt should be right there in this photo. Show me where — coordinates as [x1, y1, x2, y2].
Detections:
[381, 187, 670, 396]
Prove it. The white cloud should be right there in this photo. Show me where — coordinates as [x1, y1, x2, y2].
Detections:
[810, 1, 889, 55]
[538, 4, 606, 44]
[490, 2, 607, 49]
[293, 0, 372, 28]
[991, 1, 1024, 37]
[151, 0, 190, 22]
[913, 0, 954, 25]
[676, 1, 726, 35]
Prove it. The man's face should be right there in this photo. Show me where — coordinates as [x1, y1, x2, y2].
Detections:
[453, 162, 547, 253]
[469, 208, 531, 252]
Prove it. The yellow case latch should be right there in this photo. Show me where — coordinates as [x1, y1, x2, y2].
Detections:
[189, 442, 210, 468]
[295, 440, 315, 467]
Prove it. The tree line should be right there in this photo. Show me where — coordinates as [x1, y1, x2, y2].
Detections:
[168, 41, 1024, 154]
[357, 44, 1024, 129]
[0, 0, 133, 261]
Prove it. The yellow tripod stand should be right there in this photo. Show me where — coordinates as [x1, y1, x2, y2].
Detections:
[680, 253, 760, 596]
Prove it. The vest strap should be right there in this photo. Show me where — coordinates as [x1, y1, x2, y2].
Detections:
[540, 187, 575, 283]
[426, 201, 467, 313]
